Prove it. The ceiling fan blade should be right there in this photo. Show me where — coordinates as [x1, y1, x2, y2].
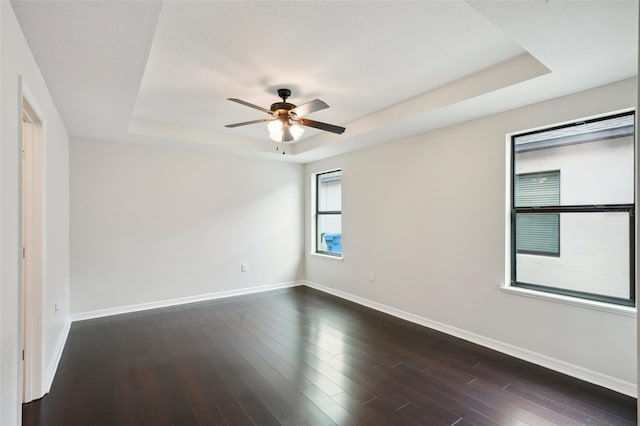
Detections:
[227, 98, 273, 114]
[297, 118, 346, 135]
[225, 118, 271, 128]
[290, 99, 329, 117]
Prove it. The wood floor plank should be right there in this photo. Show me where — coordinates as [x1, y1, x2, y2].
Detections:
[23, 287, 636, 426]
[508, 378, 637, 424]
[505, 381, 636, 426]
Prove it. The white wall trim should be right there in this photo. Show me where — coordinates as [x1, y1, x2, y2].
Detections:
[500, 285, 636, 318]
[309, 252, 344, 261]
[64, 279, 636, 397]
[303, 280, 637, 397]
[71, 281, 304, 322]
[44, 318, 70, 394]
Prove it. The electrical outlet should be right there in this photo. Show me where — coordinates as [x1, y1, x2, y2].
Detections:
[241, 263, 248, 272]
[368, 272, 375, 281]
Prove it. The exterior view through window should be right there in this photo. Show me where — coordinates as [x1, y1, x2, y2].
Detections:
[511, 111, 635, 306]
[515, 170, 560, 256]
[316, 170, 342, 256]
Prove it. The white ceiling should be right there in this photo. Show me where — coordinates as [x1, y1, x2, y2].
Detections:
[11, 1, 639, 163]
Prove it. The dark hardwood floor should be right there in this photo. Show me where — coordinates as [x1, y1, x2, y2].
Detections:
[23, 286, 636, 425]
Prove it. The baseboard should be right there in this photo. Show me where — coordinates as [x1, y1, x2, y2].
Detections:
[303, 280, 637, 398]
[44, 318, 71, 394]
[71, 281, 304, 322]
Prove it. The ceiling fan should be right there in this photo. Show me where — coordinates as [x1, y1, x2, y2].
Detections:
[225, 88, 346, 143]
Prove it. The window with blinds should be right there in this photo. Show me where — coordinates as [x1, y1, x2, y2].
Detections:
[515, 171, 560, 256]
[510, 110, 635, 307]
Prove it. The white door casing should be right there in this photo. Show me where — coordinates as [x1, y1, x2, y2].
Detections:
[21, 94, 45, 403]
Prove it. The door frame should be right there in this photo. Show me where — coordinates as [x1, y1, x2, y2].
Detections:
[20, 80, 46, 403]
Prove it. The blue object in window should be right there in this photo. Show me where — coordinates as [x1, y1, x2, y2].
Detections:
[323, 233, 342, 254]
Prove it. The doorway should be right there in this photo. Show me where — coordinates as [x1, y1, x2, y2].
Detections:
[22, 96, 44, 403]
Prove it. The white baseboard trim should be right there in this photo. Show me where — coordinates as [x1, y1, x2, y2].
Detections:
[303, 280, 637, 398]
[71, 281, 304, 322]
[44, 318, 71, 394]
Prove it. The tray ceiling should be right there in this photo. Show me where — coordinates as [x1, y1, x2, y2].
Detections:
[11, 1, 638, 162]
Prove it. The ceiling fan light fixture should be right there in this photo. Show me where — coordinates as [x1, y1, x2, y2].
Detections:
[289, 123, 304, 140]
[267, 119, 283, 134]
[226, 88, 346, 147]
[269, 129, 284, 142]
[268, 118, 304, 142]
[282, 125, 294, 142]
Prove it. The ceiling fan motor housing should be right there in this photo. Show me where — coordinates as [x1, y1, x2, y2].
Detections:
[277, 88, 291, 100]
[270, 88, 296, 115]
[270, 102, 296, 113]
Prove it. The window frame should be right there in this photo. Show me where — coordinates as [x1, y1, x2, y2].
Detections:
[315, 169, 342, 257]
[509, 110, 636, 307]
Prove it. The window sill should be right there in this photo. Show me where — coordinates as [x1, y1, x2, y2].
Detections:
[500, 285, 636, 317]
[309, 252, 344, 261]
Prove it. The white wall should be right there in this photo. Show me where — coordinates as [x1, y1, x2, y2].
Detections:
[1, 3, 70, 425]
[70, 139, 304, 315]
[305, 78, 637, 394]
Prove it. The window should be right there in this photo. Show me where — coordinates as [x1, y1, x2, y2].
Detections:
[510, 111, 635, 306]
[315, 170, 342, 256]
[515, 171, 560, 256]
